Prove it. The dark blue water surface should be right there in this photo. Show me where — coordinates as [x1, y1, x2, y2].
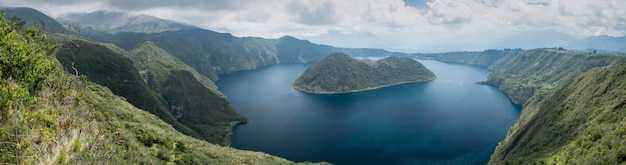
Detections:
[217, 60, 521, 165]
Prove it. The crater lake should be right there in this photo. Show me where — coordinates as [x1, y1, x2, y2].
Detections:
[217, 59, 521, 165]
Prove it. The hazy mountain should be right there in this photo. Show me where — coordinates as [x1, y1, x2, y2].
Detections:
[492, 30, 578, 49]
[1, 7, 66, 33]
[414, 49, 523, 67]
[487, 30, 626, 53]
[57, 10, 194, 33]
[292, 53, 435, 94]
[578, 35, 626, 52]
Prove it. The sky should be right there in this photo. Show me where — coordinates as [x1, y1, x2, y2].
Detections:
[2, 0, 625, 52]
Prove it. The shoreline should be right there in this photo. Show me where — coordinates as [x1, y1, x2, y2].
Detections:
[292, 76, 437, 94]
[222, 121, 243, 146]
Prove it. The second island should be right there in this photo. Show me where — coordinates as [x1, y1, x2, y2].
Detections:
[292, 52, 436, 94]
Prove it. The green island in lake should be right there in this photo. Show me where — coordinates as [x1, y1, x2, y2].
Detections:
[292, 52, 436, 94]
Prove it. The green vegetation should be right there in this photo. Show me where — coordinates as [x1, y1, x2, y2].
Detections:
[413, 49, 522, 67]
[0, 10, 327, 164]
[54, 38, 247, 145]
[57, 10, 194, 33]
[81, 28, 407, 81]
[161, 70, 246, 145]
[484, 48, 626, 104]
[489, 63, 626, 164]
[421, 48, 626, 164]
[292, 53, 435, 94]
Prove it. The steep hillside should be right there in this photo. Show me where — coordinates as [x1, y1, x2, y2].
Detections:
[489, 63, 626, 164]
[0, 15, 324, 164]
[81, 28, 406, 80]
[57, 10, 193, 33]
[413, 49, 522, 67]
[292, 53, 435, 94]
[55, 38, 247, 145]
[2, 7, 66, 33]
[484, 48, 626, 104]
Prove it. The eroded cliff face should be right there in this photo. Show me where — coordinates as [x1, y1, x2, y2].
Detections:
[489, 63, 626, 164]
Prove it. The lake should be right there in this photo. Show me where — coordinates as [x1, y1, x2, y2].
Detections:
[216, 59, 521, 165]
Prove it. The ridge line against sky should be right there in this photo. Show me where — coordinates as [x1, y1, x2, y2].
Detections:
[2, 0, 624, 52]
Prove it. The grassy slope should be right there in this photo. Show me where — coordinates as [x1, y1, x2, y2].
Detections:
[2, 7, 66, 33]
[4, 70, 325, 164]
[292, 53, 435, 94]
[126, 41, 249, 145]
[489, 63, 626, 164]
[485, 49, 626, 104]
[55, 38, 247, 145]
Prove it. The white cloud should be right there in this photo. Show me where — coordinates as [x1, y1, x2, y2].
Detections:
[1, 0, 625, 52]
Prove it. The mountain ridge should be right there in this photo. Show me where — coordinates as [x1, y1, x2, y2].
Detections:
[489, 62, 626, 164]
[80, 27, 408, 81]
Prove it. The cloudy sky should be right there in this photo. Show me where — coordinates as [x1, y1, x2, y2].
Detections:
[2, 0, 625, 52]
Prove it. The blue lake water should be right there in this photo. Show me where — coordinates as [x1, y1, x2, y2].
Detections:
[217, 60, 521, 165]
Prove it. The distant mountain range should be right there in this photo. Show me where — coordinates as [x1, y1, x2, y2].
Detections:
[490, 30, 626, 53]
[76, 25, 407, 81]
[56, 10, 195, 33]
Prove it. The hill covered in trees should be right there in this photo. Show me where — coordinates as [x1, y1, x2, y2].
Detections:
[293, 53, 435, 94]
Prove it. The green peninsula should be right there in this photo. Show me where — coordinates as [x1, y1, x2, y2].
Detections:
[293, 53, 435, 94]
